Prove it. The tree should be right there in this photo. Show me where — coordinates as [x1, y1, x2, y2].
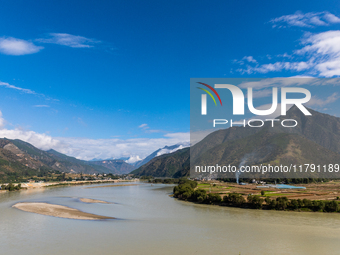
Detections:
[224, 193, 245, 206]
[297, 199, 303, 208]
[325, 201, 339, 212]
[303, 199, 312, 207]
[313, 201, 325, 212]
[276, 197, 289, 210]
[207, 193, 222, 204]
[261, 190, 265, 196]
[289, 199, 299, 210]
[269, 200, 277, 210]
[192, 189, 207, 203]
[265, 197, 271, 205]
[247, 195, 264, 209]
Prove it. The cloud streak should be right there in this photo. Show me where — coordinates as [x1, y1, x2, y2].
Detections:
[37, 33, 101, 48]
[270, 11, 340, 28]
[0, 81, 36, 94]
[33, 105, 50, 108]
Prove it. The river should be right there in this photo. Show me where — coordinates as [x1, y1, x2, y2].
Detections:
[1, 183, 340, 255]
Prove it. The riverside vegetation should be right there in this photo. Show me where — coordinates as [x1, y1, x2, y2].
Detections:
[1, 183, 22, 191]
[173, 180, 340, 213]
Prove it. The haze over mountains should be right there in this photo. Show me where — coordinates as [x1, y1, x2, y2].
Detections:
[0, 137, 189, 182]
[132, 106, 340, 178]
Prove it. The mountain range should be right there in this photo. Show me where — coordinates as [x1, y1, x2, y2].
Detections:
[2, 106, 338, 181]
[132, 106, 340, 178]
[0, 137, 189, 182]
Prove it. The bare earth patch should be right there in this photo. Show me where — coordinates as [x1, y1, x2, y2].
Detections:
[79, 198, 111, 204]
[12, 202, 115, 220]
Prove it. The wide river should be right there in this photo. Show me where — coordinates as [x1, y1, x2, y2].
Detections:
[1, 182, 340, 255]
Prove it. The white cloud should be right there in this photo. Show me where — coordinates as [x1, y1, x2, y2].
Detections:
[0, 37, 43, 55]
[296, 30, 340, 77]
[125, 155, 142, 164]
[306, 92, 339, 107]
[0, 81, 36, 94]
[0, 111, 6, 129]
[236, 30, 340, 77]
[245, 93, 338, 120]
[38, 33, 100, 48]
[245, 77, 340, 88]
[156, 142, 190, 157]
[244, 92, 339, 122]
[237, 61, 312, 74]
[55, 132, 190, 161]
[0, 128, 64, 151]
[138, 123, 148, 128]
[239, 78, 316, 90]
[138, 123, 163, 133]
[233, 56, 257, 65]
[242, 56, 257, 63]
[270, 11, 340, 28]
[33, 105, 50, 108]
[0, 80, 58, 101]
[0, 111, 190, 161]
[277, 53, 292, 58]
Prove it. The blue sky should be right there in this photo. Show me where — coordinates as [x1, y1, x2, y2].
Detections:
[0, 0, 340, 160]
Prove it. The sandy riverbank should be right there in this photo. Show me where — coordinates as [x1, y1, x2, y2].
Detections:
[12, 202, 115, 220]
[19, 180, 121, 189]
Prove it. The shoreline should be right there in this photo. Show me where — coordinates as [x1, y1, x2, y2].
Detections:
[173, 180, 340, 213]
[0, 179, 140, 192]
[12, 202, 115, 220]
[175, 197, 339, 213]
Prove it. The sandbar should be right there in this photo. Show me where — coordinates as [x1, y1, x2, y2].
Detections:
[79, 198, 111, 204]
[13, 202, 115, 220]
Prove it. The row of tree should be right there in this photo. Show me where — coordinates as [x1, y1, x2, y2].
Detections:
[1, 183, 21, 191]
[150, 178, 185, 184]
[173, 183, 340, 212]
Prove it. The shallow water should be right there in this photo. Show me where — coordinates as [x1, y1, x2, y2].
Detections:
[1, 183, 340, 255]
